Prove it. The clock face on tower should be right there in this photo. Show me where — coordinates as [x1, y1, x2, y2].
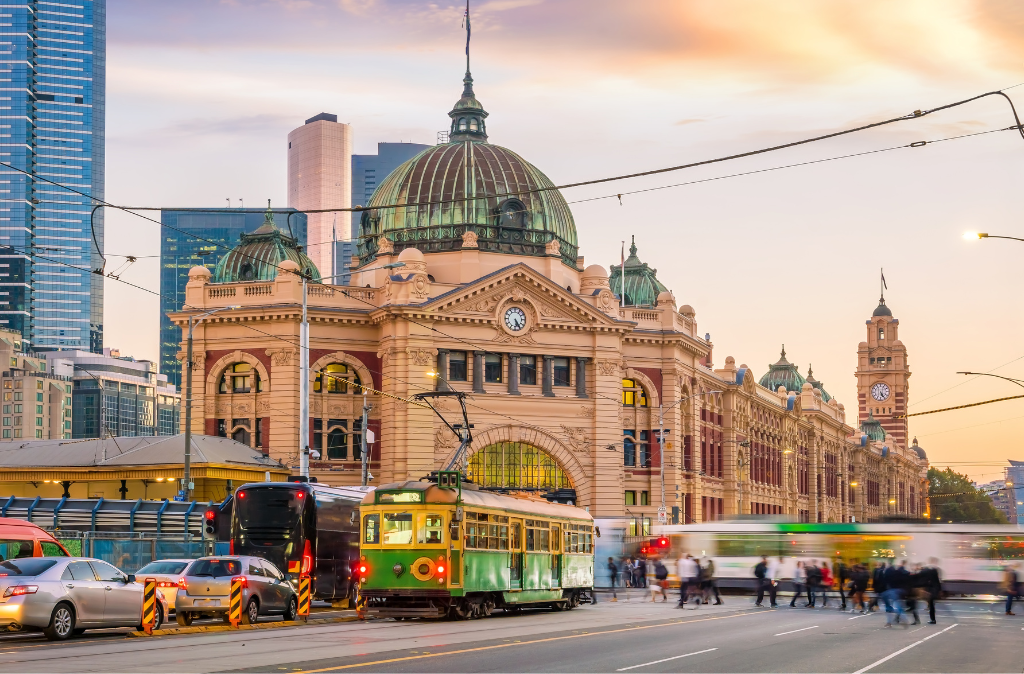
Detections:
[871, 382, 891, 402]
[504, 306, 526, 332]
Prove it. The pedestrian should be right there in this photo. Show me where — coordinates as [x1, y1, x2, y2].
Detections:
[805, 560, 822, 607]
[917, 558, 941, 624]
[819, 560, 833, 608]
[850, 562, 870, 613]
[653, 557, 669, 602]
[637, 556, 648, 589]
[881, 561, 905, 627]
[868, 561, 887, 611]
[607, 557, 620, 602]
[754, 555, 776, 608]
[1001, 563, 1019, 616]
[790, 561, 806, 607]
[905, 563, 921, 625]
[835, 556, 849, 610]
[701, 557, 723, 605]
[677, 553, 698, 608]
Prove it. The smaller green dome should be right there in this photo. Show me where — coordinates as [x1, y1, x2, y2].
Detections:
[805, 364, 832, 402]
[213, 203, 321, 284]
[759, 345, 806, 393]
[860, 412, 886, 442]
[609, 237, 669, 307]
[872, 298, 892, 317]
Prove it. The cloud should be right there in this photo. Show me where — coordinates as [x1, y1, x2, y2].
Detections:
[674, 118, 707, 126]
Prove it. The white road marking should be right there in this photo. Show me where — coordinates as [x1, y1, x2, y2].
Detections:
[851, 623, 957, 674]
[774, 625, 818, 636]
[848, 614, 869, 620]
[616, 648, 718, 671]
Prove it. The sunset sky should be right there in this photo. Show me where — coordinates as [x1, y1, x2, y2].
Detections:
[104, 0, 1024, 481]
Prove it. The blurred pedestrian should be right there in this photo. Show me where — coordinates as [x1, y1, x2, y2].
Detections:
[701, 557, 723, 605]
[790, 561, 806, 607]
[677, 553, 698, 608]
[652, 557, 669, 602]
[1001, 563, 1019, 616]
[868, 561, 887, 611]
[881, 561, 906, 627]
[819, 560, 834, 608]
[607, 557, 620, 602]
[850, 562, 869, 613]
[835, 556, 849, 610]
[637, 556, 648, 588]
[917, 558, 942, 624]
[754, 555, 776, 608]
[805, 559, 822, 607]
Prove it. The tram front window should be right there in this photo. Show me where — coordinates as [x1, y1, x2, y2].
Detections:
[418, 514, 444, 545]
[383, 513, 414, 545]
[363, 514, 380, 544]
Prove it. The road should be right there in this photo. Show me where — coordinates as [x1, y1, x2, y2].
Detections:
[0, 597, 1019, 673]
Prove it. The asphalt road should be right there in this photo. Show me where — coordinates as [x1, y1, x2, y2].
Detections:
[0, 598, 1019, 673]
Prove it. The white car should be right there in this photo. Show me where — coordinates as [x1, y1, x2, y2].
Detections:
[134, 559, 195, 613]
[0, 557, 168, 640]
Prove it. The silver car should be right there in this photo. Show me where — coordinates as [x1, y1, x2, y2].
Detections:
[0, 557, 168, 640]
[175, 556, 297, 626]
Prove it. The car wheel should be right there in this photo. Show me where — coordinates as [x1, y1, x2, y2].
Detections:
[176, 611, 194, 627]
[283, 595, 298, 621]
[241, 598, 259, 625]
[139, 604, 164, 632]
[43, 603, 75, 641]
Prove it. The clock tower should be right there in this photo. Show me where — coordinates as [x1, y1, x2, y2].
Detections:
[855, 292, 910, 448]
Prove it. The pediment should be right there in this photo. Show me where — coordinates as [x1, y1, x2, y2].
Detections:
[424, 264, 619, 328]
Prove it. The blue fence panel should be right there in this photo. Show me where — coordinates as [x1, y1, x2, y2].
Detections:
[90, 539, 154, 573]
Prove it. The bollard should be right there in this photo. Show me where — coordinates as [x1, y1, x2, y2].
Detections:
[229, 576, 244, 627]
[142, 577, 157, 635]
[297, 575, 310, 622]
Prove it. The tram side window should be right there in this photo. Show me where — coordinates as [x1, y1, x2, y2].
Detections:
[464, 512, 508, 550]
[417, 514, 445, 545]
[363, 514, 380, 544]
[525, 520, 550, 552]
[383, 512, 414, 545]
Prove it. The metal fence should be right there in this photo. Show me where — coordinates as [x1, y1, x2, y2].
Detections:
[51, 531, 229, 573]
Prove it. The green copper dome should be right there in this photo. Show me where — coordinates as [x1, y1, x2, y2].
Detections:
[609, 237, 669, 307]
[356, 72, 578, 270]
[213, 204, 321, 284]
[758, 345, 807, 393]
[860, 411, 886, 442]
[805, 364, 832, 402]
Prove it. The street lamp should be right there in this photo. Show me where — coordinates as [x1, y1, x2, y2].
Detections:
[963, 232, 1024, 243]
[956, 371, 1024, 389]
[183, 305, 240, 501]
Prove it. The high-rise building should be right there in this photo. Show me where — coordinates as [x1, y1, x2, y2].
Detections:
[44, 348, 179, 439]
[287, 113, 350, 277]
[0, 327, 72, 441]
[1006, 460, 1023, 524]
[159, 208, 307, 387]
[0, 1, 106, 354]
[351, 142, 431, 238]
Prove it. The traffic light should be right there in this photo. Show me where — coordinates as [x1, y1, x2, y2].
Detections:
[204, 508, 217, 536]
[657, 537, 670, 549]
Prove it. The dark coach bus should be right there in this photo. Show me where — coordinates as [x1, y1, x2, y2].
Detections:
[230, 482, 373, 603]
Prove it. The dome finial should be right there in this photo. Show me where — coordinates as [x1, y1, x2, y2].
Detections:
[264, 199, 274, 224]
[807, 363, 813, 378]
[629, 235, 637, 257]
[780, 344, 786, 360]
[448, 0, 488, 142]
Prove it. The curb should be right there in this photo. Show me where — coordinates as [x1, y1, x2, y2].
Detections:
[128, 615, 362, 637]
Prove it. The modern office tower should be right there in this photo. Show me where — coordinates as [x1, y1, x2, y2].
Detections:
[350, 142, 431, 238]
[44, 347, 180, 439]
[0, 327, 72, 440]
[0, 1, 105, 354]
[287, 113, 351, 277]
[1006, 461, 1023, 524]
[332, 239, 356, 285]
[158, 208, 307, 387]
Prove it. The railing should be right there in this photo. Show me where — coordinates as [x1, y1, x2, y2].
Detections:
[208, 286, 236, 298]
[307, 285, 335, 298]
[243, 284, 273, 297]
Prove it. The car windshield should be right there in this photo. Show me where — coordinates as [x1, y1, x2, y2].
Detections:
[189, 559, 241, 577]
[137, 561, 189, 575]
[0, 539, 34, 561]
[0, 558, 58, 577]
[236, 488, 304, 530]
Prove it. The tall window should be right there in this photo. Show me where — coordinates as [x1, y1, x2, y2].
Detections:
[519, 355, 537, 385]
[622, 379, 648, 407]
[484, 354, 502, 383]
[623, 430, 636, 467]
[468, 442, 571, 491]
[553, 357, 570, 386]
[449, 351, 468, 381]
[220, 363, 262, 394]
[314, 363, 361, 394]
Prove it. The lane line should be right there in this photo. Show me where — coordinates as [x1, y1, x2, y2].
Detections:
[851, 623, 957, 674]
[774, 625, 818, 636]
[848, 614, 869, 620]
[288, 610, 764, 673]
[616, 648, 718, 671]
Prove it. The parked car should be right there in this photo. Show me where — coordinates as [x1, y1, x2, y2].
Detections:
[0, 557, 168, 640]
[134, 559, 195, 613]
[175, 556, 296, 626]
[0, 519, 70, 559]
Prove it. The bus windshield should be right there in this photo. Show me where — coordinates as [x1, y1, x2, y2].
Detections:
[237, 489, 304, 530]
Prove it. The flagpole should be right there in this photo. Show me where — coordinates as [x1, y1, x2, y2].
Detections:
[620, 240, 625, 310]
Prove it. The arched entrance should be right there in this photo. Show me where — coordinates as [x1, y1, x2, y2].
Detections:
[467, 442, 573, 492]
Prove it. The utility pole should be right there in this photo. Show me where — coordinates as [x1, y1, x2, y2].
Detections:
[299, 277, 309, 480]
[360, 390, 370, 486]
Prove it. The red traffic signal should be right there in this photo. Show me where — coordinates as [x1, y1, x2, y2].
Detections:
[657, 537, 670, 548]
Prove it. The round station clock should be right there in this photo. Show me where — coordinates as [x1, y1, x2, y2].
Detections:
[504, 306, 526, 332]
[871, 382, 890, 402]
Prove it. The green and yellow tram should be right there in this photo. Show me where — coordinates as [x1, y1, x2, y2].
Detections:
[358, 476, 595, 619]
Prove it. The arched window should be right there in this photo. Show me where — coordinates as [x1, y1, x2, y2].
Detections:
[469, 118, 478, 131]
[220, 363, 262, 394]
[458, 117, 467, 131]
[621, 379, 648, 407]
[314, 363, 362, 394]
[239, 262, 255, 281]
[468, 442, 572, 490]
[232, 426, 251, 446]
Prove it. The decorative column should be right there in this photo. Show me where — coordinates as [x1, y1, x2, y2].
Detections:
[507, 353, 520, 395]
[473, 351, 485, 394]
[542, 356, 554, 397]
[575, 357, 588, 398]
[436, 349, 450, 392]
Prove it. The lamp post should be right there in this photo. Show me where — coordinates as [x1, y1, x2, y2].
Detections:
[299, 261, 404, 480]
[956, 371, 1024, 389]
[184, 305, 240, 501]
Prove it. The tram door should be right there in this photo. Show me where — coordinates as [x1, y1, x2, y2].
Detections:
[551, 524, 561, 587]
[510, 519, 524, 590]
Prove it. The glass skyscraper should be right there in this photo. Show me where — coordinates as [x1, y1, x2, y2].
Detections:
[350, 142, 430, 238]
[0, 1, 106, 353]
[159, 209, 307, 387]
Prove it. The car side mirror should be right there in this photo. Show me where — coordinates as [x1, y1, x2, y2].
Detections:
[126, 574, 136, 583]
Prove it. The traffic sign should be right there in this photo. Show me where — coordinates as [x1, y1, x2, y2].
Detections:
[657, 506, 667, 524]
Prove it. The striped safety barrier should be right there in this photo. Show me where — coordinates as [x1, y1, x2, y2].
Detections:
[229, 576, 244, 627]
[297, 576, 310, 621]
[142, 577, 157, 635]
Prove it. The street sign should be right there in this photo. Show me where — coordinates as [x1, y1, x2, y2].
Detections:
[657, 506, 667, 524]
[366, 429, 375, 444]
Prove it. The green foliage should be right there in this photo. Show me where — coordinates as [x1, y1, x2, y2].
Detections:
[927, 467, 1007, 524]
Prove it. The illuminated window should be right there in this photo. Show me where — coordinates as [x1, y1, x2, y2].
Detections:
[220, 363, 262, 394]
[622, 379, 648, 407]
[468, 442, 572, 491]
[314, 363, 360, 394]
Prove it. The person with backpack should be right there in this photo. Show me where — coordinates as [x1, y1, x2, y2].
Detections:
[754, 555, 777, 608]
[651, 558, 669, 602]
[701, 557, 723, 605]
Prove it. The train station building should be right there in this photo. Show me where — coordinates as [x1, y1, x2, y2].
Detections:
[168, 67, 927, 526]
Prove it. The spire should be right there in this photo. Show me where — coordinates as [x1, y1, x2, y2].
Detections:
[806, 363, 813, 379]
[780, 344, 786, 361]
[252, 199, 281, 235]
[448, 0, 488, 142]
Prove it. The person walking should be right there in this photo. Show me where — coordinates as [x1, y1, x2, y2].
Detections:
[754, 555, 776, 608]
[653, 557, 669, 602]
[790, 561, 806, 607]
[881, 561, 905, 627]
[1002, 563, 1019, 616]
[850, 562, 870, 613]
[819, 561, 834, 608]
[868, 561, 887, 612]
[905, 563, 921, 625]
[677, 553, 698, 608]
[637, 556, 648, 589]
[805, 560, 822, 607]
[835, 556, 849, 610]
[701, 557, 723, 605]
[607, 557, 620, 602]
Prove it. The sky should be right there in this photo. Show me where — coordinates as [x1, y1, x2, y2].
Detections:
[103, 0, 1024, 482]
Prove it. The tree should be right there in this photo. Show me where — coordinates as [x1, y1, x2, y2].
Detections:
[927, 467, 1007, 524]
